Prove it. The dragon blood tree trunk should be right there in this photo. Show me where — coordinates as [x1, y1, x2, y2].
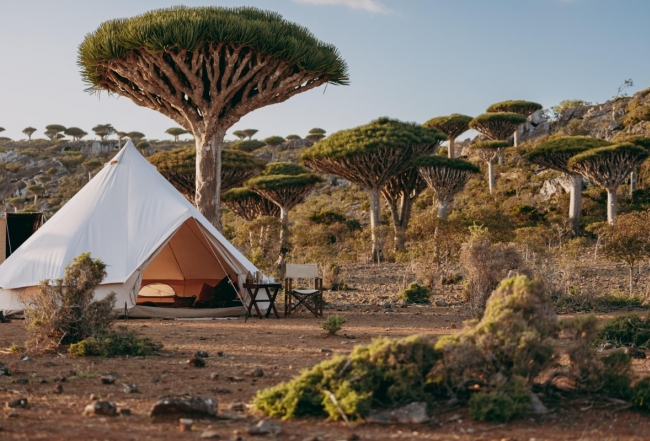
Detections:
[488, 162, 496, 194]
[195, 128, 226, 231]
[437, 200, 449, 218]
[368, 188, 384, 263]
[606, 187, 617, 224]
[276, 205, 290, 268]
[630, 168, 637, 199]
[448, 138, 455, 159]
[568, 173, 583, 232]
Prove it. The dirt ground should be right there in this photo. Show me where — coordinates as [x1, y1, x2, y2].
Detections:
[2, 296, 650, 441]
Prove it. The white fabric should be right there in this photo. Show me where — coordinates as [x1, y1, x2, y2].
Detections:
[285, 264, 319, 279]
[139, 283, 176, 297]
[0, 141, 259, 315]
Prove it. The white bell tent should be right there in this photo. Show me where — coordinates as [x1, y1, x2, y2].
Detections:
[0, 141, 266, 318]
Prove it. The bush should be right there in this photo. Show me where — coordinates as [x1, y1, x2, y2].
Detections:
[69, 326, 162, 357]
[592, 313, 650, 348]
[632, 377, 650, 411]
[398, 283, 431, 304]
[322, 314, 346, 335]
[468, 376, 531, 422]
[23, 253, 116, 349]
[254, 335, 441, 420]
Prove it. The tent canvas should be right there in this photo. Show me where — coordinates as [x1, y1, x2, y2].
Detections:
[0, 141, 267, 317]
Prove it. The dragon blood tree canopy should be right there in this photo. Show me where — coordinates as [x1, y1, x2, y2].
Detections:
[423, 114, 472, 159]
[78, 6, 348, 228]
[222, 187, 281, 221]
[469, 113, 527, 141]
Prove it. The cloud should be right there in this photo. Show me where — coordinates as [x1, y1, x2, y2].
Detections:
[292, 0, 391, 14]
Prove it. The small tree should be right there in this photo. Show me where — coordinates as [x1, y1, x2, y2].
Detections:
[302, 118, 444, 262]
[601, 211, 650, 294]
[568, 143, 649, 223]
[248, 162, 321, 265]
[27, 184, 45, 204]
[233, 139, 266, 153]
[381, 168, 427, 251]
[78, 7, 347, 230]
[45, 124, 67, 140]
[135, 140, 151, 152]
[306, 128, 326, 144]
[233, 130, 247, 140]
[423, 114, 472, 158]
[470, 113, 526, 165]
[64, 127, 88, 141]
[415, 155, 480, 218]
[242, 129, 259, 140]
[127, 131, 146, 143]
[116, 131, 128, 143]
[22, 127, 37, 142]
[526, 136, 612, 230]
[610, 134, 650, 198]
[286, 134, 301, 141]
[24, 253, 116, 349]
[222, 187, 281, 221]
[470, 140, 509, 194]
[264, 136, 286, 161]
[165, 127, 188, 142]
[82, 159, 103, 181]
[486, 101, 542, 147]
[92, 124, 116, 140]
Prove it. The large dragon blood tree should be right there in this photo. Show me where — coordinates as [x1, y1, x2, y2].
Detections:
[222, 187, 280, 221]
[78, 6, 348, 229]
[470, 113, 526, 165]
[569, 143, 649, 224]
[487, 100, 542, 147]
[423, 114, 472, 159]
[247, 162, 322, 266]
[148, 148, 267, 203]
[381, 168, 428, 252]
[414, 155, 479, 218]
[302, 118, 445, 262]
[526, 136, 612, 230]
[470, 140, 509, 194]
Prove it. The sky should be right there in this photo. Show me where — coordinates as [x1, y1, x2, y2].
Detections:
[1, 0, 649, 143]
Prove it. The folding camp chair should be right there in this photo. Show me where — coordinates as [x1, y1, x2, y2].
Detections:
[284, 264, 323, 317]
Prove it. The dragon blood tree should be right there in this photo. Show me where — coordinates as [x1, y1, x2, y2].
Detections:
[470, 113, 526, 165]
[470, 140, 509, 194]
[569, 143, 649, 224]
[414, 155, 479, 218]
[526, 136, 612, 230]
[78, 6, 348, 229]
[610, 134, 650, 198]
[302, 118, 445, 262]
[248, 162, 321, 265]
[487, 100, 542, 147]
[149, 147, 266, 203]
[222, 187, 281, 221]
[381, 168, 428, 252]
[423, 114, 472, 159]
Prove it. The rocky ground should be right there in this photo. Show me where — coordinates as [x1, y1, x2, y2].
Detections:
[1, 268, 649, 441]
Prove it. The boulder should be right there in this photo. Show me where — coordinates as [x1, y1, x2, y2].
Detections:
[149, 396, 217, 417]
[83, 401, 117, 416]
[247, 419, 281, 436]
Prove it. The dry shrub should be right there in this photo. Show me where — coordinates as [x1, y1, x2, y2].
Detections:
[398, 282, 431, 304]
[24, 253, 116, 349]
[460, 225, 526, 313]
[321, 314, 346, 335]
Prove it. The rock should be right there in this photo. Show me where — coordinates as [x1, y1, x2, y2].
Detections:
[101, 376, 116, 385]
[210, 372, 220, 380]
[200, 430, 222, 439]
[43, 361, 55, 367]
[189, 357, 206, 368]
[89, 394, 98, 400]
[247, 419, 281, 436]
[540, 174, 578, 201]
[603, 343, 614, 350]
[218, 411, 241, 421]
[8, 413, 19, 418]
[249, 367, 264, 378]
[53, 375, 66, 383]
[217, 351, 227, 357]
[229, 402, 245, 412]
[0, 366, 10, 376]
[149, 396, 217, 417]
[450, 323, 457, 329]
[53, 384, 63, 394]
[530, 393, 548, 414]
[227, 376, 243, 382]
[625, 346, 647, 359]
[21, 356, 32, 362]
[6, 398, 28, 409]
[320, 348, 333, 353]
[14, 378, 28, 385]
[434, 299, 448, 307]
[343, 334, 356, 339]
[367, 402, 429, 424]
[0, 311, 9, 323]
[119, 408, 131, 416]
[83, 401, 117, 417]
[122, 384, 138, 393]
[179, 418, 194, 432]
[195, 351, 209, 358]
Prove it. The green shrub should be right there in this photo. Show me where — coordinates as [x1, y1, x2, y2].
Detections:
[632, 377, 650, 411]
[69, 326, 162, 357]
[321, 314, 346, 335]
[254, 335, 441, 420]
[468, 376, 531, 422]
[592, 313, 650, 348]
[398, 283, 431, 304]
[9, 343, 25, 353]
[600, 350, 634, 400]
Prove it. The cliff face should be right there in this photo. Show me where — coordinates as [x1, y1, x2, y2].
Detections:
[519, 87, 650, 143]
